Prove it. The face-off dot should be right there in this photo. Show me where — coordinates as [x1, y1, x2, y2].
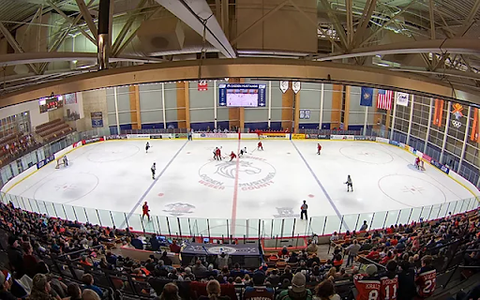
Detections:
[308, 194, 315, 198]
[158, 193, 164, 197]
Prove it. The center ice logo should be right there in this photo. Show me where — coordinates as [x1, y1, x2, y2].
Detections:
[198, 156, 276, 190]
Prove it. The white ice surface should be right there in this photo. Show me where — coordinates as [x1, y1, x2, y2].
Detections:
[5, 140, 477, 228]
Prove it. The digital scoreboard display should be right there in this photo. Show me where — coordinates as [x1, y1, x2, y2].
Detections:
[219, 84, 266, 107]
[39, 95, 64, 113]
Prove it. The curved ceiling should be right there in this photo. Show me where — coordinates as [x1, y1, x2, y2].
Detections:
[0, 0, 479, 104]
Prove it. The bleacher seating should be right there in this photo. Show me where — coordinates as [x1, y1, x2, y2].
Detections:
[0, 199, 479, 300]
[35, 119, 74, 142]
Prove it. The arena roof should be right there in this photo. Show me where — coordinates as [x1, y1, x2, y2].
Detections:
[0, 0, 479, 105]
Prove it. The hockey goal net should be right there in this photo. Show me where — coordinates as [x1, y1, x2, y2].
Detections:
[55, 156, 68, 169]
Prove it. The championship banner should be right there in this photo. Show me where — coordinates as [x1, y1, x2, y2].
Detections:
[395, 92, 409, 106]
[291, 134, 305, 139]
[451, 103, 464, 129]
[198, 81, 208, 91]
[292, 82, 301, 94]
[279, 81, 289, 93]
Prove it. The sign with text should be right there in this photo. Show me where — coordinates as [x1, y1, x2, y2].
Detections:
[91, 112, 103, 128]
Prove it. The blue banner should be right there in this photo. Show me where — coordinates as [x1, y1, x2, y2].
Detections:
[37, 154, 55, 169]
[430, 159, 450, 174]
[360, 87, 374, 107]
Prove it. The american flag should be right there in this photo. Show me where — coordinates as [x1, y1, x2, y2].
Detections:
[377, 89, 393, 110]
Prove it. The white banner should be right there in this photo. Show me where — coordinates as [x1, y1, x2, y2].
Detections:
[396, 92, 409, 106]
[376, 137, 389, 144]
[331, 135, 354, 140]
[127, 134, 150, 139]
[279, 81, 289, 93]
[292, 82, 301, 94]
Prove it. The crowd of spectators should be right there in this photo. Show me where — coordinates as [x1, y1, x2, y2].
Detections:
[0, 199, 479, 300]
[0, 133, 40, 167]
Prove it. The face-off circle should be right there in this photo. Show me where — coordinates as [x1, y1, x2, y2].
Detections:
[378, 174, 447, 207]
[33, 173, 99, 204]
[339, 145, 394, 164]
[198, 156, 276, 190]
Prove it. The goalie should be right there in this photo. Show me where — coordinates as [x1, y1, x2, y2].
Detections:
[415, 157, 425, 171]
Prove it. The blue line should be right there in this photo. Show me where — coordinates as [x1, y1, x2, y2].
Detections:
[123, 140, 189, 226]
[291, 141, 350, 231]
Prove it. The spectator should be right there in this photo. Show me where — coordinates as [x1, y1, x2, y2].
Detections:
[244, 272, 274, 300]
[353, 264, 380, 300]
[346, 240, 361, 266]
[198, 280, 230, 300]
[150, 234, 160, 251]
[30, 274, 55, 300]
[169, 240, 181, 253]
[278, 246, 290, 258]
[379, 261, 398, 300]
[267, 269, 281, 287]
[216, 252, 229, 269]
[81, 274, 103, 299]
[359, 221, 368, 232]
[192, 260, 207, 277]
[397, 261, 415, 300]
[183, 267, 195, 281]
[23, 242, 39, 278]
[277, 272, 312, 300]
[314, 280, 340, 300]
[131, 235, 143, 250]
[230, 264, 246, 279]
[158, 283, 180, 300]
[306, 241, 318, 255]
[7, 236, 24, 278]
[82, 289, 101, 300]
[332, 254, 343, 271]
[279, 266, 293, 283]
[415, 255, 436, 299]
[0, 270, 15, 300]
[66, 283, 82, 300]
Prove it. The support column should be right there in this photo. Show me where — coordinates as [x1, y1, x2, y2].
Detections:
[161, 83, 167, 129]
[424, 98, 434, 153]
[281, 82, 294, 131]
[390, 96, 397, 140]
[294, 91, 301, 133]
[268, 81, 272, 128]
[319, 83, 324, 129]
[458, 106, 471, 172]
[344, 86, 351, 130]
[97, 0, 111, 70]
[214, 80, 218, 129]
[363, 106, 369, 135]
[331, 84, 342, 129]
[176, 82, 190, 129]
[228, 78, 242, 130]
[113, 87, 120, 134]
[439, 101, 451, 163]
[129, 85, 141, 130]
[406, 95, 415, 144]
[239, 107, 245, 130]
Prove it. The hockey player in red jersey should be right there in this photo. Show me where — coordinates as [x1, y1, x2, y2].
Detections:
[317, 143, 322, 155]
[258, 141, 263, 151]
[380, 261, 399, 300]
[415, 157, 420, 169]
[229, 151, 237, 161]
[415, 256, 436, 299]
[354, 264, 381, 300]
[142, 201, 150, 221]
[215, 147, 222, 160]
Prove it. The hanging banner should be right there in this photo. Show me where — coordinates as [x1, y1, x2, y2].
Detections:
[279, 81, 289, 93]
[451, 103, 464, 129]
[299, 110, 311, 119]
[395, 92, 409, 106]
[198, 81, 208, 91]
[91, 112, 103, 128]
[292, 82, 301, 94]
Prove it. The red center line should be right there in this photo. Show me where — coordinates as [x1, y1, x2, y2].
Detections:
[230, 131, 242, 236]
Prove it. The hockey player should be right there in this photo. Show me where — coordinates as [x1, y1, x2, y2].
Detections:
[415, 157, 420, 169]
[345, 175, 353, 192]
[239, 146, 247, 157]
[215, 147, 222, 160]
[317, 143, 322, 155]
[151, 162, 156, 179]
[213, 147, 219, 160]
[63, 155, 69, 166]
[145, 142, 150, 153]
[229, 151, 237, 162]
[142, 201, 150, 221]
[258, 141, 263, 151]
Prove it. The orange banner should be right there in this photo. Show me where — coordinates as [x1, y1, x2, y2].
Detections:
[433, 99, 444, 127]
[471, 108, 479, 142]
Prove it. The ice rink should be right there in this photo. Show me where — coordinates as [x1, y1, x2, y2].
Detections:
[4, 139, 478, 228]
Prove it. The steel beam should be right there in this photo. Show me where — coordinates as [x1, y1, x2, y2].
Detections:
[458, 0, 480, 37]
[157, 0, 236, 58]
[48, 0, 96, 44]
[111, 0, 148, 56]
[317, 39, 480, 62]
[0, 23, 39, 74]
[222, 0, 229, 39]
[75, 0, 98, 39]
[353, 0, 377, 48]
[346, 0, 354, 47]
[319, 0, 348, 49]
[359, 0, 416, 47]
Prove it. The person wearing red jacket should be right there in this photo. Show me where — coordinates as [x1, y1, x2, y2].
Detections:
[317, 143, 322, 155]
[258, 141, 263, 151]
[142, 202, 150, 221]
[229, 151, 237, 162]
